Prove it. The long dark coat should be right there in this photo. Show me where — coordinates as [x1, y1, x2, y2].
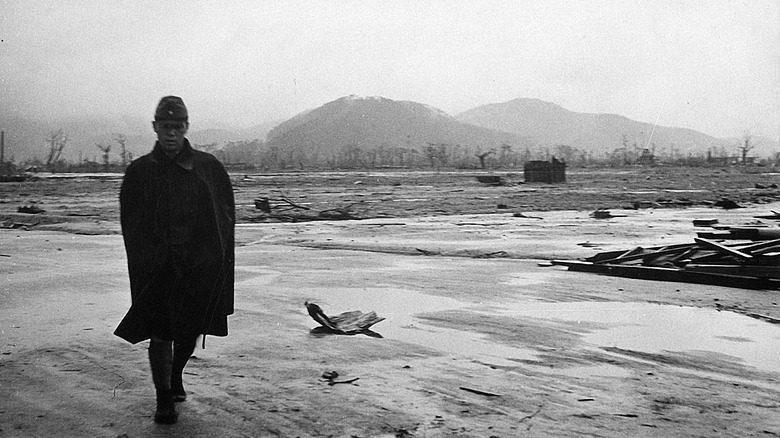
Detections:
[114, 140, 235, 344]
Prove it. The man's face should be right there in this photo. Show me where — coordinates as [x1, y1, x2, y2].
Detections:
[153, 120, 189, 156]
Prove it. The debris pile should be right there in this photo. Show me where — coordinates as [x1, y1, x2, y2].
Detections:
[589, 208, 627, 219]
[552, 231, 780, 290]
[475, 175, 504, 186]
[17, 205, 44, 214]
[320, 371, 360, 386]
[252, 197, 363, 222]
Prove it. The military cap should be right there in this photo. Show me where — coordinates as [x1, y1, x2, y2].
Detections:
[154, 96, 188, 121]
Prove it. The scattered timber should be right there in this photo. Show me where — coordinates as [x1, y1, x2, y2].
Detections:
[552, 259, 780, 290]
[697, 227, 780, 241]
[590, 209, 627, 219]
[475, 175, 503, 185]
[328, 377, 360, 386]
[754, 210, 780, 220]
[551, 230, 780, 290]
[693, 219, 719, 227]
[459, 386, 501, 397]
[17, 205, 45, 214]
[253, 196, 364, 222]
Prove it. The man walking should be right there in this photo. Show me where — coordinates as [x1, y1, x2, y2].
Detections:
[114, 96, 235, 424]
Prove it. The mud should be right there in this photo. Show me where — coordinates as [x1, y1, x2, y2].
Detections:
[1, 168, 780, 437]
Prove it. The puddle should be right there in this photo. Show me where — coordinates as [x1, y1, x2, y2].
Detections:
[309, 288, 536, 366]
[493, 301, 780, 374]
[307, 289, 780, 374]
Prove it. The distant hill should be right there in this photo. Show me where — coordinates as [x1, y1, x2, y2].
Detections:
[265, 95, 532, 162]
[3, 96, 775, 166]
[456, 98, 740, 158]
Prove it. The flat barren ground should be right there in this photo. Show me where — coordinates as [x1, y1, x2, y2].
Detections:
[1, 167, 780, 437]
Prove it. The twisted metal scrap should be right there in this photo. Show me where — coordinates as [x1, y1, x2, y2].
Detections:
[305, 301, 385, 334]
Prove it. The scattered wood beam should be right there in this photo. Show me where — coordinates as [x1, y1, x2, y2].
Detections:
[694, 238, 753, 260]
[551, 260, 780, 290]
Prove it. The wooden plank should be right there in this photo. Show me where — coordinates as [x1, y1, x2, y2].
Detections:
[694, 238, 753, 260]
[742, 238, 780, 255]
[696, 231, 737, 239]
[668, 248, 699, 263]
[587, 243, 695, 263]
[732, 238, 780, 252]
[700, 228, 780, 241]
[683, 264, 780, 279]
[586, 249, 631, 263]
[594, 244, 695, 265]
[460, 386, 501, 397]
[745, 313, 780, 324]
[743, 228, 780, 240]
[685, 250, 734, 264]
[754, 211, 780, 220]
[551, 260, 780, 290]
[612, 246, 645, 260]
[693, 219, 719, 227]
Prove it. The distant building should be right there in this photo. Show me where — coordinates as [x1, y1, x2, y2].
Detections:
[524, 157, 566, 183]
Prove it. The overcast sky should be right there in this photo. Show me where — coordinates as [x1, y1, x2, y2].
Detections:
[2, 0, 778, 139]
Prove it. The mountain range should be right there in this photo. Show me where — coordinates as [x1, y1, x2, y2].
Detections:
[264, 95, 533, 156]
[457, 98, 734, 157]
[1, 96, 774, 164]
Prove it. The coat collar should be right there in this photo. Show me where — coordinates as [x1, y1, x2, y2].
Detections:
[150, 138, 195, 170]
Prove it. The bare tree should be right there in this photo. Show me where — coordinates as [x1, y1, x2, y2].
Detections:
[498, 142, 513, 167]
[45, 129, 68, 168]
[96, 143, 112, 171]
[475, 149, 495, 170]
[115, 134, 128, 167]
[739, 132, 754, 165]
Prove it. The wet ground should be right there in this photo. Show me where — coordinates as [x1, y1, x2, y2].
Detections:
[319, 288, 780, 375]
[1, 168, 780, 437]
[4, 166, 780, 226]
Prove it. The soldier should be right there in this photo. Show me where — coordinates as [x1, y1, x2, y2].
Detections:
[114, 96, 235, 424]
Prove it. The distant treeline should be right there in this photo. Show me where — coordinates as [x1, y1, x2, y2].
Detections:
[4, 138, 774, 174]
[198, 139, 775, 171]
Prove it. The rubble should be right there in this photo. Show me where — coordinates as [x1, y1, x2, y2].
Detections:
[552, 217, 780, 290]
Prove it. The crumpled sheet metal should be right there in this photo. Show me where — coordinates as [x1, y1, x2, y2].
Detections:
[305, 301, 385, 335]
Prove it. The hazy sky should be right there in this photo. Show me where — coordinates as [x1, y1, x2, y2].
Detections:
[2, 0, 779, 139]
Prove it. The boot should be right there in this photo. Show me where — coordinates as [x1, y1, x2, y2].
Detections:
[154, 389, 178, 424]
[149, 337, 178, 424]
[171, 335, 197, 402]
